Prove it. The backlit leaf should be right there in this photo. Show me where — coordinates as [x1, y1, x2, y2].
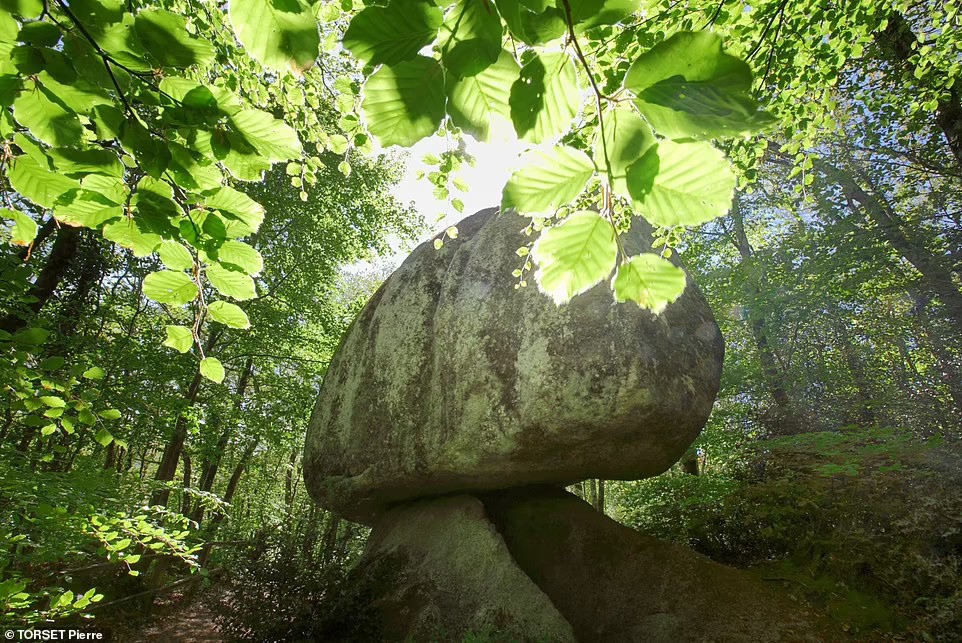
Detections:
[3, 208, 38, 245]
[626, 140, 735, 227]
[447, 50, 519, 142]
[344, 0, 441, 66]
[200, 357, 225, 383]
[510, 52, 579, 143]
[611, 253, 686, 313]
[208, 301, 251, 329]
[142, 270, 199, 306]
[164, 325, 194, 353]
[531, 211, 617, 304]
[206, 263, 256, 301]
[362, 56, 445, 147]
[230, 0, 320, 74]
[501, 146, 594, 214]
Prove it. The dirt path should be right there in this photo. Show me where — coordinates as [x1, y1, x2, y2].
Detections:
[122, 590, 224, 643]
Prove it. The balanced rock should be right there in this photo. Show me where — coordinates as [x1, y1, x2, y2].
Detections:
[338, 495, 576, 642]
[304, 208, 724, 521]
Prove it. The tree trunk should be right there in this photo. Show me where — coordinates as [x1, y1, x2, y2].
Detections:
[151, 329, 222, 507]
[0, 226, 79, 334]
[593, 480, 605, 514]
[151, 370, 203, 507]
[681, 454, 700, 475]
[819, 159, 962, 335]
[729, 197, 797, 428]
[191, 357, 253, 525]
[876, 12, 962, 169]
[832, 317, 876, 427]
[181, 453, 192, 517]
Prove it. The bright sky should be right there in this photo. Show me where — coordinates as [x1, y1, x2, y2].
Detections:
[348, 133, 528, 272]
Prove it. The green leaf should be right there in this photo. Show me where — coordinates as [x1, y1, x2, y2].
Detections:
[94, 428, 114, 447]
[624, 31, 772, 139]
[3, 208, 38, 245]
[102, 219, 162, 257]
[229, 109, 302, 161]
[447, 50, 519, 142]
[497, 0, 565, 45]
[7, 156, 80, 209]
[39, 396, 66, 408]
[54, 190, 123, 228]
[134, 9, 215, 69]
[531, 211, 617, 304]
[438, 0, 502, 78]
[343, 0, 441, 66]
[229, 0, 320, 75]
[41, 424, 58, 436]
[168, 142, 223, 191]
[13, 327, 49, 345]
[206, 263, 256, 301]
[510, 52, 579, 143]
[215, 240, 263, 275]
[35, 72, 112, 115]
[142, 270, 199, 306]
[611, 253, 686, 313]
[594, 107, 654, 198]
[82, 366, 105, 380]
[565, 0, 640, 33]
[18, 21, 62, 47]
[164, 325, 194, 353]
[99, 408, 121, 420]
[203, 187, 265, 234]
[0, 0, 42, 19]
[40, 356, 64, 370]
[208, 301, 251, 329]
[362, 56, 445, 147]
[501, 146, 594, 214]
[46, 147, 124, 177]
[200, 357, 225, 384]
[12, 79, 84, 146]
[626, 140, 735, 228]
[158, 241, 195, 271]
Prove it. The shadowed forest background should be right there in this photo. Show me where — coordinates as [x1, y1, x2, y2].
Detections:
[1, 0, 961, 640]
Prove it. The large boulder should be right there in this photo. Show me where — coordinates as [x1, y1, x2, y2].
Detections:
[339, 495, 576, 642]
[304, 208, 724, 521]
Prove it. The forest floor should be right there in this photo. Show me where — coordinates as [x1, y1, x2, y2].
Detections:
[115, 587, 224, 642]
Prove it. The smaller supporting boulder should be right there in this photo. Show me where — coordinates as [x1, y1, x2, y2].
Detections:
[341, 495, 576, 642]
[481, 486, 819, 643]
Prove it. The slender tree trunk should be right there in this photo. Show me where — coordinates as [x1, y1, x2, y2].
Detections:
[151, 329, 222, 507]
[911, 290, 962, 415]
[594, 480, 605, 514]
[833, 318, 876, 426]
[817, 158, 962, 335]
[876, 12, 962, 169]
[181, 453, 192, 516]
[151, 370, 203, 507]
[729, 198, 797, 429]
[0, 226, 80, 334]
[191, 357, 253, 524]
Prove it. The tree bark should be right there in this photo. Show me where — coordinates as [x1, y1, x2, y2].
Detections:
[876, 12, 962, 169]
[181, 453, 192, 517]
[818, 159, 962, 335]
[0, 226, 80, 334]
[151, 329, 222, 507]
[832, 317, 876, 427]
[729, 197, 797, 427]
[190, 357, 253, 524]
